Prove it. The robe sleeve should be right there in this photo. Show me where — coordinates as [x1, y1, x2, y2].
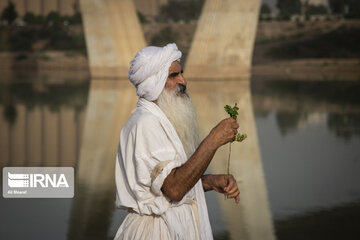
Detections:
[129, 113, 183, 215]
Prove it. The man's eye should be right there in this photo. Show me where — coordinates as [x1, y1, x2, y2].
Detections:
[169, 72, 179, 78]
[169, 70, 183, 78]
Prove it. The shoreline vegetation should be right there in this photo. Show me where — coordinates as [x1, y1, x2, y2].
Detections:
[0, 14, 359, 80]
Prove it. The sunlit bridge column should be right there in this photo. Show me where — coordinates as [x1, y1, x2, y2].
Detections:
[79, 0, 146, 78]
[190, 80, 276, 240]
[186, 1, 273, 237]
[185, 0, 261, 79]
[67, 1, 145, 238]
[75, 108, 86, 169]
[77, 80, 137, 189]
[67, 80, 138, 240]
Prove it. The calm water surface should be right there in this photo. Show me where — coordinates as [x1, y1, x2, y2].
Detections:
[0, 73, 359, 240]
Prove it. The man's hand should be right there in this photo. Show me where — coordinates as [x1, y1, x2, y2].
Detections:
[202, 174, 240, 204]
[162, 118, 239, 202]
[208, 118, 239, 148]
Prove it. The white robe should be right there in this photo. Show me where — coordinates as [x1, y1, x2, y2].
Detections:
[114, 97, 213, 240]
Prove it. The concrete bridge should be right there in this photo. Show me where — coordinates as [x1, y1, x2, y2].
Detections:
[79, 0, 261, 80]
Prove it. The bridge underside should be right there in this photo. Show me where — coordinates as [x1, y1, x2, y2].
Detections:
[185, 0, 261, 79]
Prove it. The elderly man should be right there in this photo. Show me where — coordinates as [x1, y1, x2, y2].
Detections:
[115, 43, 240, 240]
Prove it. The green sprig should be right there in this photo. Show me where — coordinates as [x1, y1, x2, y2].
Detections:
[224, 103, 247, 143]
[224, 103, 239, 120]
[223, 103, 247, 200]
[236, 133, 247, 142]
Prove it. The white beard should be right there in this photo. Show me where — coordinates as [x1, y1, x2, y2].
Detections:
[157, 86, 200, 158]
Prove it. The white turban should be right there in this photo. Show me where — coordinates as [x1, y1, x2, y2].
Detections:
[128, 43, 182, 101]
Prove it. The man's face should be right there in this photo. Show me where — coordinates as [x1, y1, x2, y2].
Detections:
[164, 61, 187, 96]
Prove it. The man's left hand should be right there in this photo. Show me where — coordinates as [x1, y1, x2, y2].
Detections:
[202, 174, 240, 204]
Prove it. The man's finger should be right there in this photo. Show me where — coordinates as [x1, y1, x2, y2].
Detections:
[226, 176, 236, 189]
[228, 189, 240, 198]
[226, 182, 237, 194]
[224, 178, 234, 192]
[227, 187, 239, 196]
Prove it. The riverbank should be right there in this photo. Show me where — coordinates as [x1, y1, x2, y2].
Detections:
[252, 59, 360, 81]
[0, 51, 89, 82]
[1, 51, 358, 81]
[1, 20, 359, 81]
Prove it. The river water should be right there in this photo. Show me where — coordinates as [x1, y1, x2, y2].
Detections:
[0, 72, 359, 240]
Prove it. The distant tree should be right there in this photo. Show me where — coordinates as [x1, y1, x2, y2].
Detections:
[159, 0, 204, 23]
[150, 26, 177, 46]
[9, 28, 37, 51]
[277, 0, 301, 20]
[46, 11, 62, 26]
[260, 3, 272, 21]
[306, 4, 328, 15]
[73, 1, 80, 13]
[137, 11, 147, 24]
[328, 0, 343, 14]
[23, 12, 36, 24]
[23, 12, 45, 25]
[328, 0, 360, 18]
[1, 0, 18, 25]
[261, 3, 271, 15]
[69, 2, 82, 25]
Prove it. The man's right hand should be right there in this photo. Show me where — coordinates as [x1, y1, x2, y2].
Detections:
[208, 117, 239, 148]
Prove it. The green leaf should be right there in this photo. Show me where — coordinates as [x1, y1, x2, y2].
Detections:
[224, 103, 247, 143]
[236, 133, 247, 142]
[224, 103, 239, 119]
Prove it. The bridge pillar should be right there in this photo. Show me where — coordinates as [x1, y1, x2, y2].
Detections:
[185, 0, 261, 79]
[80, 0, 146, 79]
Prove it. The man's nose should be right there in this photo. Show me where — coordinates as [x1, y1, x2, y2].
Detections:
[177, 73, 186, 86]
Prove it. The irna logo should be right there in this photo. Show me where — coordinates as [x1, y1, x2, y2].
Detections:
[3, 167, 74, 198]
[8, 172, 69, 188]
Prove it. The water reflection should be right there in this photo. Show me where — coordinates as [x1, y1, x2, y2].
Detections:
[251, 80, 360, 112]
[189, 79, 276, 240]
[0, 81, 88, 169]
[67, 77, 275, 239]
[275, 200, 360, 240]
[252, 79, 360, 229]
[0, 78, 88, 240]
[1, 76, 360, 239]
[328, 113, 360, 140]
[67, 79, 138, 240]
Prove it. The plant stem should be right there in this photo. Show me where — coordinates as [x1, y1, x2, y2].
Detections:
[227, 143, 231, 176]
[225, 142, 232, 199]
